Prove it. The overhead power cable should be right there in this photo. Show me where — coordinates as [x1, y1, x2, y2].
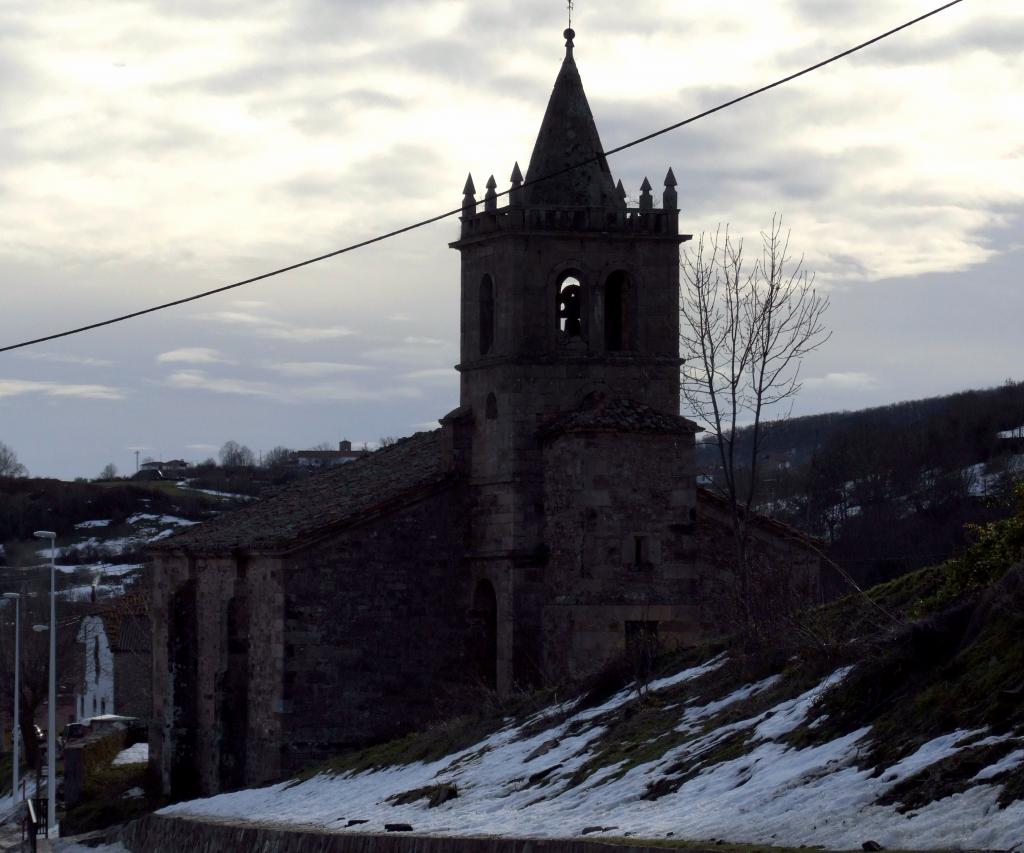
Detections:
[0, 0, 965, 355]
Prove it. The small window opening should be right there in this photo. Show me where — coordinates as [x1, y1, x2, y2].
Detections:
[479, 275, 495, 355]
[93, 637, 100, 683]
[558, 276, 582, 337]
[101, 697, 107, 715]
[485, 392, 498, 420]
[625, 620, 659, 645]
[605, 271, 629, 351]
[631, 535, 652, 571]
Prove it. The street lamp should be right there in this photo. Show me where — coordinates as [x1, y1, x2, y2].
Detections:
[33, 530, 56, 831]
[2, 593, 20, 802]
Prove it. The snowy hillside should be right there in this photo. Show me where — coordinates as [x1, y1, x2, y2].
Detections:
[162, 591, 1024, 851]
[40, 512, 198, 601]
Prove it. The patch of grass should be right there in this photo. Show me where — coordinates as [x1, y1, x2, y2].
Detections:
[387, 782, 458, 808]
[876, 739, 1020, 813]
[63, 762, 153, 835]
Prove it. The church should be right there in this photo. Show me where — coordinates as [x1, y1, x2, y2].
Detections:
[149, 28, 820, 800]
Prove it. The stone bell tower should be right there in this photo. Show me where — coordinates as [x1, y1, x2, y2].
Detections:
[449, 28, 697, 692]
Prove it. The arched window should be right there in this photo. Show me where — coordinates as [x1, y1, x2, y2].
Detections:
[479, 275, 495, 355]
[558, 274, 582, 338]
[604, 271, 631, 351]
[485, 392, 498, 420]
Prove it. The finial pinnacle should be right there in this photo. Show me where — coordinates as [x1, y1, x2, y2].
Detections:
[463, 173, 475, 196]
[640, 176, 652, 193]
[664, 167, 677, 188]
[486, 174, 497, 190]
[511, 161, 523, 184]
[615, 179, 626, 199]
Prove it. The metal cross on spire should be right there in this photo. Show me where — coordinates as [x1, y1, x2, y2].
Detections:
[567, 0, 574, 28]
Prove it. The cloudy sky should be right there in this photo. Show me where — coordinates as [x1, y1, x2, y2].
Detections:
[1, 0, 1022, 479]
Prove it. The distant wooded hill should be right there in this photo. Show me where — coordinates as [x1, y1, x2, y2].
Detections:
[697, 380, 1024, 592]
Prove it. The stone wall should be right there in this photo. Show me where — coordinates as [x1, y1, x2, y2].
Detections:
[278, 483, 471, 776]
[121, 813, 728, 853]
[695, 493, 823, 630]
[150, 550, 285, 799]
[541, 430, 699, 680]
[114, 646, 152, 721]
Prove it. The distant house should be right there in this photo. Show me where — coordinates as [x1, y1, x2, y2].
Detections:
[73, 592, 152, 723]
[134, 459, 189, 480]
[290, 440, 368, 468]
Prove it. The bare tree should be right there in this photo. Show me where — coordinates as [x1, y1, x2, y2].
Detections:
[219, 440, 255, 468]
[0, 441, 27, 478]
[262, 446, 293, 468]
[680, 216, 830, 628]
[98, 462, 118, 480]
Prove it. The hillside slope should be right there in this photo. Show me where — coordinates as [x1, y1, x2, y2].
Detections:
[161, 514, 1024, 852]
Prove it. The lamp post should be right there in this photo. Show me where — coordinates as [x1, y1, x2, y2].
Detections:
[33, 530, 56, 831]
[2, 592, 20, 801]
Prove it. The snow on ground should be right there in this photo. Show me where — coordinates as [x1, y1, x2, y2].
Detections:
[113, 743, 149, 766]
[163, 662, 1024, 851]
[974, 747, 1024, 781]
[53, 842, 129, 853]
[60, 583, 126, 601]
[75, 519, 111, 529]
[126, 513, 198, 527]
[178, 482, 256, 501]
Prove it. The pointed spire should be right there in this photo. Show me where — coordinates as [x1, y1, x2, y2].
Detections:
[484, 174, 498, 213]
[523, 28, 622, 208]
[615, 179, 626, 200]
[663, 167, 678, 213]
[639, 177, 653, 211]
[510, 162, 524, 207]
[461, 173, 477, 236]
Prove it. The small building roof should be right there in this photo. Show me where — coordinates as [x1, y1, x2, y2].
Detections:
[152, 430, 448, 554]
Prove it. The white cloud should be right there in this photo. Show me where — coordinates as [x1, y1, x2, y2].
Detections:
[0, 378, 124, 400]
[292, 383, 423, 403]
[265, 361, 373, 377]
[156, 347, 234, 364]
[19, 351, 113, 366]
[199, 311, 357, 342]
[803, 371, 878, 390]
[402, 336, 449, 346]
[402, 368, 455, 383]
[163, 369, 274, 397]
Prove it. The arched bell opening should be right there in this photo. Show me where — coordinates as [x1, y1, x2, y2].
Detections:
[556, 272, 584, 340]
[604, 270, 634, 351]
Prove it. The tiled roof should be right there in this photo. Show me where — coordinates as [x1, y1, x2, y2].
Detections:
[541, 397, 702, 438]
[696, 486, 823, 550]
[153, 430, 449, 553]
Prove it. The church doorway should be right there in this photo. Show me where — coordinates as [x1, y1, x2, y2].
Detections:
[470, 579, 498, 689]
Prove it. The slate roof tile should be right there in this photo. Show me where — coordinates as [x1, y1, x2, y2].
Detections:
[541, 396, 702, 437]
[152, 430, 448, 553]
